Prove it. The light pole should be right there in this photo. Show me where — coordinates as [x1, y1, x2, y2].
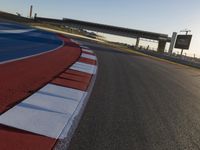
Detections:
[30, 5, 33, 18]
[180, 29, 191, 56]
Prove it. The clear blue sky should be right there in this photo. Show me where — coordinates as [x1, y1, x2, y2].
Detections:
[1, 0, 200, 57]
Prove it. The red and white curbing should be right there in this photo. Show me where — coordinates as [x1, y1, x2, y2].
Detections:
[0, 43, 97, 150]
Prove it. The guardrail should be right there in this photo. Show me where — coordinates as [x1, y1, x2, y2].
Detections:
[136, 48, 200, 69]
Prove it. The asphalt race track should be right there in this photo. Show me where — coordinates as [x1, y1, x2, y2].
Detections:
[68, 39, 200, 150]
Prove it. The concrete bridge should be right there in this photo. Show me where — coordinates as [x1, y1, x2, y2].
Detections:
[35, 17, 172, 52]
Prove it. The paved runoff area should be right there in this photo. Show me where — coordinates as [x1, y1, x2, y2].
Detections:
[0, 21, 97, 149]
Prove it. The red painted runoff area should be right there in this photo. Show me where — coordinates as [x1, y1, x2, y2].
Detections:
[0, 125, 56, 150]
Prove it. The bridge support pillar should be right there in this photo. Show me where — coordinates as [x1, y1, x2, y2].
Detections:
[157, 40, 166, 53]
[135, 37, 140, 48]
